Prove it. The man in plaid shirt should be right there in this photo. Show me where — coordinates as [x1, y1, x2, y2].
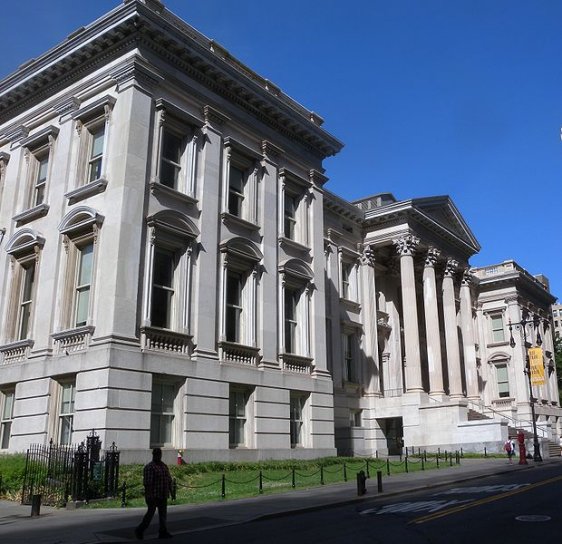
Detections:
[135, 448, 173, 539]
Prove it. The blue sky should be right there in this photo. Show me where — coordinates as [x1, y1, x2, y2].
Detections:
[2, 0, 561, 300]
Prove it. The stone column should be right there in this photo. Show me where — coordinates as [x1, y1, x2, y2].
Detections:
[460, 270, 479, 399]
[393, 235, 423, 392]
[442, 259, 463, 398]
[360, 245, 379, 394]
[423, 248, 445, 396]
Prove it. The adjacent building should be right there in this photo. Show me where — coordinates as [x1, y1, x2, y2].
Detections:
[552, 303, 562, 340]
[0, 0, 560, 461]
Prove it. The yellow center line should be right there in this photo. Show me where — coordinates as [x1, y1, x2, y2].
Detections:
[409, 473, 562, 525]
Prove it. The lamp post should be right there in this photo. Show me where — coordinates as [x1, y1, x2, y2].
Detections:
[508, 314, 555, 463]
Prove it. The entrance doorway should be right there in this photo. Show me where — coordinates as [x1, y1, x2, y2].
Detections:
[379, 417, 403, 455]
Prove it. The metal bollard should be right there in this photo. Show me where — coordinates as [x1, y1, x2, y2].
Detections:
[121, 482, 127, 508]
[31, 494, 41, 517]
[356, 470, 367, 496]
[377, 470, 383, 493]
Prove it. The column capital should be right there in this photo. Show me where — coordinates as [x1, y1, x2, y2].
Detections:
[425, 247, 441, 267]
[393, 234, 420, 256]
[504, 295, 520, 306]
[461, 268, 475, 286]
[361, 244, 376, 267]
[444, 258, 459, 277]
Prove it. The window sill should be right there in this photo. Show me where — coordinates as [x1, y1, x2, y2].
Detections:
[141, 326, 193, 356]
[219, 341, 260, 366]
[486, 341, 509, 348]
[0, 338, 34, 363]
[149, 181, 198, 207]
[52, 325, 95, 354]
[13, 203, 49, 226]
[279, 353, 313, 373]
[65, 178, 108, 204]
[340, 298, 361, 313]
[278, 236, 311, 257]
[221, 212, 260, 233]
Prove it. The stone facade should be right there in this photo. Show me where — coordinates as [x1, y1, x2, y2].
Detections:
[0, 1, 560, 461]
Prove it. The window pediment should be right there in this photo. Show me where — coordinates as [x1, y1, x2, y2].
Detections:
[72, 95, 116, 123]
[20, 125, 59, 150]
[279, 258, 313, 282]
[147, 210, 199, 244]
[5, 228, 45, 257]
[59, 206, 104, 237]
[220, 237, 263, 264]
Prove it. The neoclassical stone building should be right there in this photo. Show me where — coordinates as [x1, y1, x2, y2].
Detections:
[0, 0, 559, 461]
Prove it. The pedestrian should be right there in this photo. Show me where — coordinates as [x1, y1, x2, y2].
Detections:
[135, 448, 173, 540]
[504, 438, 515, 464]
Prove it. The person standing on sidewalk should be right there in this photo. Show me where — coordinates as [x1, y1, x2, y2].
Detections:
[135, 448, 173, 540]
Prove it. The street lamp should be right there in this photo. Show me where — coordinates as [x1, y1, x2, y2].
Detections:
[508, 313, 554, 462]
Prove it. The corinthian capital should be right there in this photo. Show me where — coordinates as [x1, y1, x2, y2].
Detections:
[461, 268, 474, 286]
[393, 235, 420, 257]
[444, 258, 459, 277]
[361, 244, 376, 267]
[425, 247, 441, 267]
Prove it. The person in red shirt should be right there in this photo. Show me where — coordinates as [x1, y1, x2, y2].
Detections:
[135, 448, 173, 540]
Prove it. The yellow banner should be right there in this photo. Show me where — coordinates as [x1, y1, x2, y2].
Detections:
[529, 347, 545, 385]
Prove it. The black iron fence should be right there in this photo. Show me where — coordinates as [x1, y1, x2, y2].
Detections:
[21, 431, 120, 507]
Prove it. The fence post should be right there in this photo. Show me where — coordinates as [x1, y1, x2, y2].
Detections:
[405, 447, 408, 458]
[405, 457, 408, 473]
[421, 456, 425, 471]
[120, 482, 127, 508]
[386, 459, 390, 476]
[343, 463, 347, 482]
[292, 468, 295, 488]
[171, 478, 177, 501]
[438, 447, 441, 459]
[320, 466, 325, 485]
[484, 447, 487, 457]
[461, 447, 464, 458]
[259, 470, 263, 494]
[377, 470, 383, 493]
[221, 474, 226, 498]
[436, 455, 440, 469]
[449, 453, 453, 467]
[366, 459, 370, 479]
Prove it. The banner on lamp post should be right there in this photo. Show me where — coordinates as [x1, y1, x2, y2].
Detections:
[528, 347, 545, 385]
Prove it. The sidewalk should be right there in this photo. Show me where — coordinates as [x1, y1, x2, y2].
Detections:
[1, 457, 559, 543]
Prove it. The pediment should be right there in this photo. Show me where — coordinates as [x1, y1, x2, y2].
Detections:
[411, 196, 481, 254]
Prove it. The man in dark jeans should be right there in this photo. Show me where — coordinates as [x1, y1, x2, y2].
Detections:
[135, 448, 173, 540]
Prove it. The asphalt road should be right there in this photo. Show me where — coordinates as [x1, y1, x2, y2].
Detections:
[182, 463, 562, 544]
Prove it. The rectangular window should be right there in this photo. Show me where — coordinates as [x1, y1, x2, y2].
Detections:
[1, 391, 14, 450]
[74, 243, 94, 327]
[284, 288, 299, 354]
[341, 262, 352, 300]
[151, 248, 175, 329]
[87, 125, 105, 182]
[160, 130, 183, 189]
[229, 389, 248, 447]
[17, 263, 35, 340]
[34, 155, 49, 206]
[490, 315, 505, 343]
[59, 382, 75, 446]
[226, 271, 243, 342]
[343, 333, 355, 382]
[150, 380, 175, 447]
[350, 409, 362, 427]
[290, 394, 304, 448]
[496, 364, 510, 398]
[228, 164, 246, 216]
[284, 193, 297, 239]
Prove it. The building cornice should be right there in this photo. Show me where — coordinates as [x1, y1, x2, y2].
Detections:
[0, 1, 343, 159]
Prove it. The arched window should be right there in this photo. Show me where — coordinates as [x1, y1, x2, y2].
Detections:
[141, 211, 198, 355]
[279, 259, 314, 372]
[52, 207, 103, 353]
[0, 229, 44, 362]
[218, 237, 263, 365]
